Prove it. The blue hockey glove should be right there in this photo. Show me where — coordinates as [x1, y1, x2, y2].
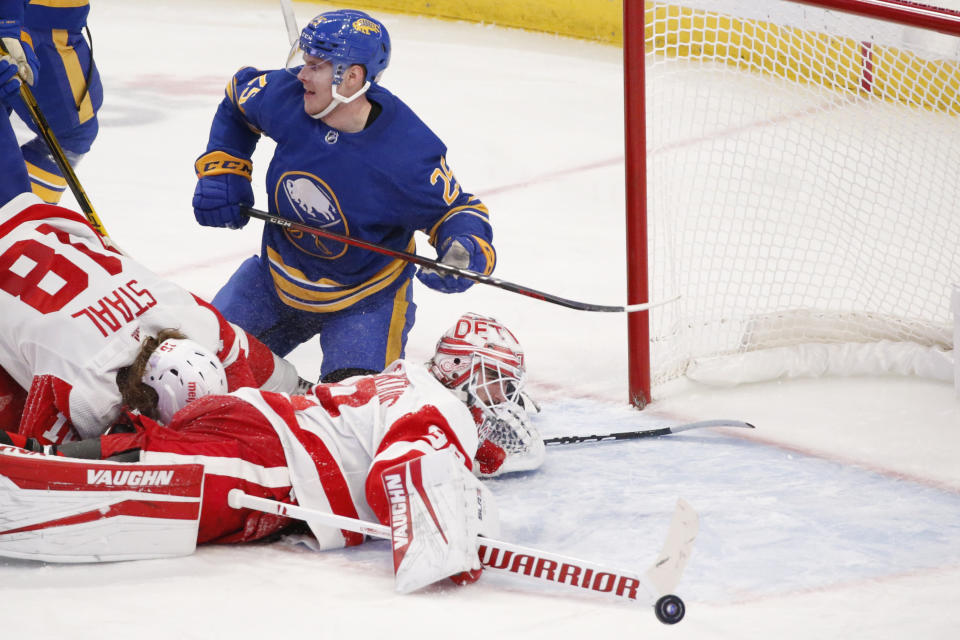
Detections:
[0, 35, 38, 83]
[0, 36, 38, 103]
[416, 235, 496, 294]
[0, 58, 19, 102]
[192, 151, 254, 229]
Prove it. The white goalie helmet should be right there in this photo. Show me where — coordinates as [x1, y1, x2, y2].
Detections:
[141, 338, 228, 424]
[429, 313, 526, 440]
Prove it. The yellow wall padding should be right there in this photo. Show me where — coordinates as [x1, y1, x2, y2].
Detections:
[646, 3, 960, 115]
[308, 0, 958, 114]
[339, 0, 624, 44]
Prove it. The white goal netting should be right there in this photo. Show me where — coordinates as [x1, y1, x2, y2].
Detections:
[640, 0, 960, 388]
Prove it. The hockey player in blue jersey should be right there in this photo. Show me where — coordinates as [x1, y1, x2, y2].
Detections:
[0, 0, 37, 205]
[3, 0, 101, 204]
[192, 9, 496, 383]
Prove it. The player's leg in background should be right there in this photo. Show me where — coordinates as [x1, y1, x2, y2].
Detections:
[12, 26, 101, 203]
[0, 366, 27, 433]
[0, 110, 30, 206]
[318, 278, 416, 382]
[211, 255, 325, 358]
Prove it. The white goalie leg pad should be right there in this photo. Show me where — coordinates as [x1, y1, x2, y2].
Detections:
[0, 445, 203, 562]
[382, 449, 499, 593]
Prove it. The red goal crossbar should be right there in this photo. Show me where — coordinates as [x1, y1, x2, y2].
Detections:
[795, 1, 960, 36]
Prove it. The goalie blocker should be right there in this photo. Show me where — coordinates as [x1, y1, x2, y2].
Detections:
[0, 445, 203, 562]
[383, 449, 499, 592]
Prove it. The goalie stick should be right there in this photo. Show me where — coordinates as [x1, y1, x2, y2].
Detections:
[543, 419, 756, 446]
[243, 207, 679, 313]
[227, 489, 697, 624]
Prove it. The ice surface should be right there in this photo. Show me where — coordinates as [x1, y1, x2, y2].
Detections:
[3, 1, 959, 638]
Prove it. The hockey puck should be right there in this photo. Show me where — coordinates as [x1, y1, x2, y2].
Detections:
[654, 594, 685, 624]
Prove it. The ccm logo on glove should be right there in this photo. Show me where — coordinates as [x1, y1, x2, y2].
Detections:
[195, 151, 253, 179]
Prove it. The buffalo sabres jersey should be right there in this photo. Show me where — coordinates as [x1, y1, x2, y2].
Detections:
[204, 67, 493, 312]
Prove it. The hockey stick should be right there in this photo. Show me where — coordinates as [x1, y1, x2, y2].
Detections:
[243, 207, 678, 313]
[0, 39, 110, 240]
[544, 419, 755, 446]
[280, 0, 299, 46]
[228, 489, 694, 624]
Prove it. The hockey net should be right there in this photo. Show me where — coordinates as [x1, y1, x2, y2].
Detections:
[629, 0, 960, 396]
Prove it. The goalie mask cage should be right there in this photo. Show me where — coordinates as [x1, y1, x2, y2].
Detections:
[625, 0, 960, 407]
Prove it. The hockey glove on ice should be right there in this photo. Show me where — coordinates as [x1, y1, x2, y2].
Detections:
[416, 235, 495, 294]
[192, 151, 254, 229]
[474, 404, 545, 478]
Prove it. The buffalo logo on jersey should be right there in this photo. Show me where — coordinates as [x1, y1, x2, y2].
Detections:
[276, 172, 348, 258]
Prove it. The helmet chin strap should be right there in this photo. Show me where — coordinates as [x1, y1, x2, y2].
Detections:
[310, 80, 372, 120]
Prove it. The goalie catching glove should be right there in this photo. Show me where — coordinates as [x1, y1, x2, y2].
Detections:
[381, 449, 499, 593]
[416, 235, 495, 294]
[474, 402, 545, 478]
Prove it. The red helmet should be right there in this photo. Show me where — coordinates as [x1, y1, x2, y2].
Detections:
[429, 313, 526, 438]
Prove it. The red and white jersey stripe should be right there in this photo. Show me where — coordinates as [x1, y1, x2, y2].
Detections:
[229, 360, 479, 550]
[0, 193, 296, 442]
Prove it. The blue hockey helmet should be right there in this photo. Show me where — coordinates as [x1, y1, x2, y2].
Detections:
[297, 10, 391, 86]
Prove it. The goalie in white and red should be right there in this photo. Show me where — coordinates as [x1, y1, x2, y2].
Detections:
[430, 312, 544, 477]
[0, 312, 543, 591]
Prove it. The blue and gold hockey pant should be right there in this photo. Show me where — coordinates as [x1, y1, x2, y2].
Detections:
[212, 255, 418, 381]
[13, 27, 101, 203]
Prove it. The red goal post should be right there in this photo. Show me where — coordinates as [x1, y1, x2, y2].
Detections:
[624, 0, 960, 407]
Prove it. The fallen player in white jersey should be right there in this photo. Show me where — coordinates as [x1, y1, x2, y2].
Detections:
[0, 192, 303, 443]
[0, 312, 544, 591]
